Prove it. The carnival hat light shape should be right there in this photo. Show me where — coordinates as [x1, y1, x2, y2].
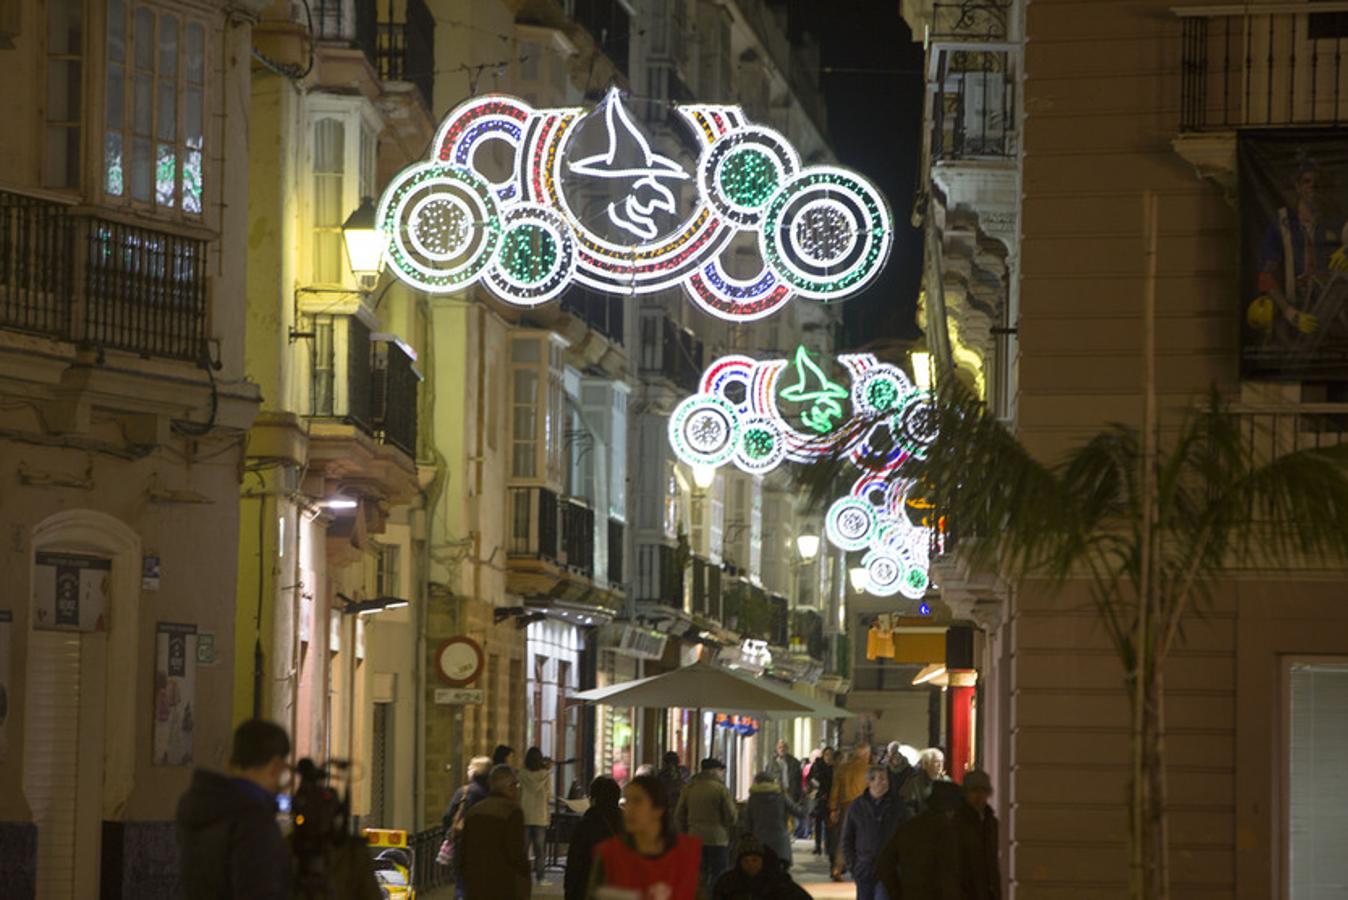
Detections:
[668, 347, 938, 599]
[375, 89, 893, 319]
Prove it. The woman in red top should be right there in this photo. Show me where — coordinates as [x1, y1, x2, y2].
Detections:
[589, 774, 704, 900]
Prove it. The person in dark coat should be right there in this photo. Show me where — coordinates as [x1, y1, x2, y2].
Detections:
[442, 756, 492, 831]
[808, 747, 835, 857]
[176, 719, 294, 900]
[459, 765, 531, 899]
[658, 750, 690, 813]
[841, 765, 905, 900]
[877, 780, 964, 900]
[773, 740, 804, 805]
[744, 771, 806, 868]
[956, 770, 1001, 900]
[884, 741, 916, 799]
[712, 835, 811, 900]
[563, 776, 622, 900]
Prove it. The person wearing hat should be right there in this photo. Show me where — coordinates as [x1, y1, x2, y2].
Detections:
[712, 835, 811, 900]
[675, 757, 738, 890]
[956, 770, 1001, 900]
[877, 780, 964, 900]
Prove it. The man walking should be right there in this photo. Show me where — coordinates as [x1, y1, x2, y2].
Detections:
[774, 740, 804, 805]
[829, 743, 871, 880]
[877, 781, 964, 900]
[841, 766, 905, 900]
[658, 750, 689, 812]
[675, 757, 737, 890]
[808, 747, 835, 857]
[956, 771, 1001, 900]
[459, 765, 531, 899]
[176, 719, 294, 900]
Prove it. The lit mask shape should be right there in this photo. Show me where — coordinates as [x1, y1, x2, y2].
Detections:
[668, 349, 937, 599]
[375, 90, 893, 319]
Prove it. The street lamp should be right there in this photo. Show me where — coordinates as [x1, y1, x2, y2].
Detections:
[795, 533, 819, 562]
[848, 566, 868, 593]
[910, 351, 932, 391]
[691, 463, 717, 491]
[342, 196, 385, 284]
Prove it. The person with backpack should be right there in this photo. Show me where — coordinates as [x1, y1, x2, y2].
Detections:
[439, 756, 492, 897]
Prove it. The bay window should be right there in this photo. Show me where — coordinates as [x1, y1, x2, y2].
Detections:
[307, 99, 378, 286]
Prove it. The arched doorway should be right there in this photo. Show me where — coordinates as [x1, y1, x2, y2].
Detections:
[22, 510, 140, 899]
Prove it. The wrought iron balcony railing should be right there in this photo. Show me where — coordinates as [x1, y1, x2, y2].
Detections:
[635, 542, 684, 608]
[372, 336, 418, 458]
[561, 498, 595, 577]
[1177, 2, 1348, 131]
[638, 314, 703, 393]
[0, 190, 208, 361]
[561, 287, 625, 346]
[314, 0, 434, 111]
[509, 486, 560, 561]
[929, 42, 1018, 162]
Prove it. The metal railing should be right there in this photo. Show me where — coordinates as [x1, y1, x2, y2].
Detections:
[635, 543, 683, 608]
[376, 0, 434, 111]
[509, 486, 560, 561]
[690, 556, 723, 622]
[1234, 404, 1348, 464]
[1177, 2, 1348, 131]
[768, 595, 789, 647]
[929, 1, 1013, 41]
[309, 314, 374, 431]
[0, 190, 209, 361]
[410, 826, 451, 891]
[561, 498, 595, 577]
[561, 287, 625, 346]
[929, 43, 1018, 161]
[373, 337, 418, 458]
[639, 314, 702, 393]
[607, 518, 625, 586]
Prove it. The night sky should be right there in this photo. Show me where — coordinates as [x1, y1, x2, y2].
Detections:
[787, 0, 926, 349]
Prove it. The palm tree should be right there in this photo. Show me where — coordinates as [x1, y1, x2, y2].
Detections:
[803, 382, 1348, 899]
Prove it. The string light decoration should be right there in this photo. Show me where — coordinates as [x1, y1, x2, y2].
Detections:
[667, 349, 937, 598]
[376, 90, 893, 318]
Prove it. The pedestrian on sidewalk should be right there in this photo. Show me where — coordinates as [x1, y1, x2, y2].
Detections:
[442, 755, 492, 897]
[842, 766, 905, 900]
[712, 835, 811, 900]
[744, 771, 805, 869]
[590, 774, 703, 900]
[658, 750, 689, 812]
[955, 770, 1001, 900]
[518, 747, 554, 885]
[564, 776, 622, 900]
[493, 744, 516, 768]
[877, 780, 964, 900]
[176, 719, 294, 900]
[808, 747, 835, 858]
[829, 743, 871, 881]
[675, 757, 738, 890]
[459, 765, 531, 900]
[883, 741, 917, 800]
[899, 748, 948, 819]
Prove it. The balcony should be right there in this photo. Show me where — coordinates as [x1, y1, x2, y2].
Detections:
[635, 542, 685, 609]
[0, 190, 208, 362]
[638, 314, 703, 393]
[1177, 2, 1348, 132]
[722, 580, 770, 637]
[560, 287, 625, 347]
[689, 557, 723, 623]
[608, 518, 625, 586]
[509, 486, 560, 562]
[571, 0, 631, 77]
[372, 337, 419, 458]
[314, 0, 434, 110]
[929, 43, 1018, 162]
[561, 498, 595, 578]
[768, 594, 789, 648]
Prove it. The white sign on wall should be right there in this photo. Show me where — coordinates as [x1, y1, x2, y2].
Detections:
[434, 688, 485, 705]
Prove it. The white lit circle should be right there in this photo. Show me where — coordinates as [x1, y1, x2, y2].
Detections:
[825, 497, 877, 552]
[669, 395, 740, 468]
[408, 193, 474, 261]
[792, 198, 857, 267]
[483, 204, 578, 306]
[378, 161, 501, 292]
[862, 549, 904, 597]
[733, 416, 786, 474]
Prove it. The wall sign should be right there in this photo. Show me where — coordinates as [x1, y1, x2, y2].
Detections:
[668, 351, 937, 599]
[153, 622, 197, 766]
[33, 552, 110, 632]
[434, 688, 485, 705]
[434, 635, 485, 687]
[376, 89, 893, 320]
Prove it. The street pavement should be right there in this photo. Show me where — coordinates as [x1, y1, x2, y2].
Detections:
[424, 837, 856, 899]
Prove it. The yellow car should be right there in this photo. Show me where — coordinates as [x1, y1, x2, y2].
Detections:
[365, 828, 415, 900]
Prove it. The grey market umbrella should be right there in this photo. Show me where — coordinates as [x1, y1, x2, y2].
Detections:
[573, 662, 815, 715]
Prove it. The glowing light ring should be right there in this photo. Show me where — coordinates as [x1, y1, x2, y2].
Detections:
[760, 167, 893, 302]
[851, 363, 911, 416]
[733, 416, 786, 474]
[378, 162, 501, 291]
[890, 389, 937, 460]
[825, 497, 878, 552]
[669, 395, 741, 467]
[483, 204, 577, 306]
[380, 92, 891, 319]
[861, 549, 905, 597]
[698, 127, 800, 227]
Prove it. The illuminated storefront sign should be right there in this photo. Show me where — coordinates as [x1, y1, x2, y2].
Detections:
[668, 348, 937, 599]
[375, 89, 892, 320]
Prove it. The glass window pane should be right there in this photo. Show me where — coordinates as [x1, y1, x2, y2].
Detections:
[134, 8, 154, 70]
[313, 174, 342, 228]
[156, 143, 176, 207]
[133, 73, 152, 135]
[47, 0, 82, 55]
[511, 339, 540, 363]
[158, 15, 177, 76]
[46, 59, 80, 122]
[108, 0, 125, 63]
[313, 232, 342, 283]
[186, 23, 204, 83]
[313, 118, 344, 173]
[513, 407, 536, 440]
[43, 126, 78, 189]
[185, 86, 202, 148]
[131, 135, 151, 201]
[105, 131, 124, 195]
[106, 62, 124, 128]
[157, 81, 175, 140]
[182, 149, 202, 213]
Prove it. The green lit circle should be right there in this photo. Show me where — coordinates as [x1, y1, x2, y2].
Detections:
[499, 225, 558, 285]
[720, 148, 778, 208]
[867, 378, 899, 411]
[742, 427, 775, 460]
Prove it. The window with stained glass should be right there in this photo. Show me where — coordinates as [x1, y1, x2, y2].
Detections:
[104, 0, 205, 214]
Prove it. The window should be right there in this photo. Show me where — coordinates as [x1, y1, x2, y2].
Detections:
[307, 101, 378, 285]
[1287, 660, 1348, 895]
[511, 340, 540, 479]
[509, 333, 566, 484]
[45, 0, 83, 189]
[374, 542, 400, 597]
[104, 0, 205, 213]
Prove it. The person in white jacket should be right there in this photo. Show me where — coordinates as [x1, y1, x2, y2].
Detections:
[518, 746, 554, 884]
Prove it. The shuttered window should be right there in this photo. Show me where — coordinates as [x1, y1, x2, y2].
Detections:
[23, 631, 82, 900]
[1288, 661, 1348, 897]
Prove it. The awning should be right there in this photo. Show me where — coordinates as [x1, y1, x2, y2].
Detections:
[574, 662, 813, 715]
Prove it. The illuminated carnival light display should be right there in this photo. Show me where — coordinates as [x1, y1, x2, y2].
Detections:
[374, 89, 893, 320]
[668, 348, 938, 599]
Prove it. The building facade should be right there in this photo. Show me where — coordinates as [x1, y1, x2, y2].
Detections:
[905, 0, 1348, 896]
